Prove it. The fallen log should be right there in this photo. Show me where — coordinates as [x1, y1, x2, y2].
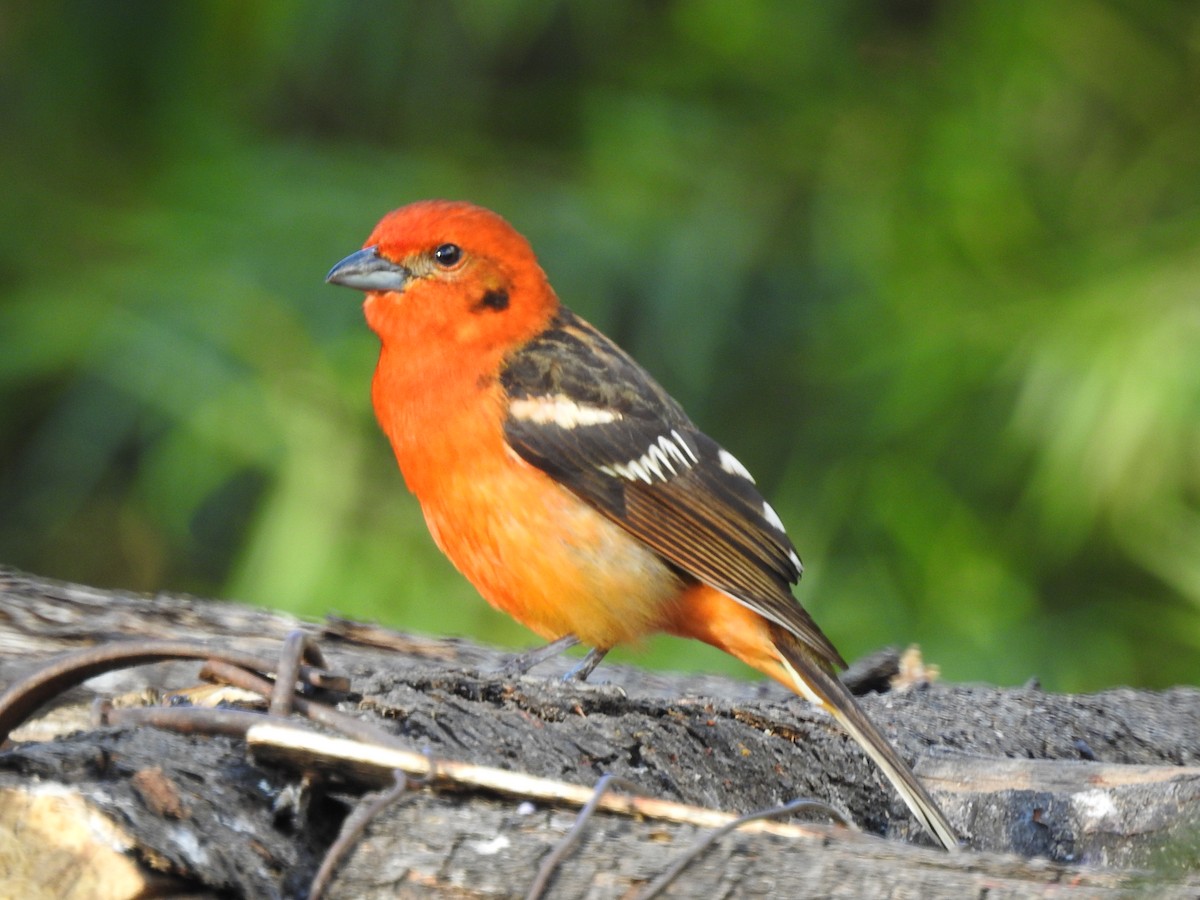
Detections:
[1, 566, 1197, 898]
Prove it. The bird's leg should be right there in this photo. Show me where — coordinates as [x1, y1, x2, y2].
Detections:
[500, 634, 580, 676]
[560, 646, 609, 682]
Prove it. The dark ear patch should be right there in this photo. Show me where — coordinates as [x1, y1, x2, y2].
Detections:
[473, 288, 509, 312]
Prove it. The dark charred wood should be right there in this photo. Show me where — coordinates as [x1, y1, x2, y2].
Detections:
[1, 567, 1198, 899]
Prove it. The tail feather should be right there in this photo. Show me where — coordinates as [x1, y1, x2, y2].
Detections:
[772, 627, 960, 852]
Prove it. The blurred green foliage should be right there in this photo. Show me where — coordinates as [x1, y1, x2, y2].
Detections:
[2, 0, 1199, 691]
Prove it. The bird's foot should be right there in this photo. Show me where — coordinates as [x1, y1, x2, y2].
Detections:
[560, 647, 609, 683]
[499, 634, 580, 677]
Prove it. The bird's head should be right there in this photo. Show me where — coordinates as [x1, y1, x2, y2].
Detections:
[327, 200, 559, 352]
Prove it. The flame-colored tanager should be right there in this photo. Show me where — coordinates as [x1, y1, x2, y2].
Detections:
[326, 200, 958, 850]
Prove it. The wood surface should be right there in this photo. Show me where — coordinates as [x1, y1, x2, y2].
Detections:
[1, 567, 1198, 898]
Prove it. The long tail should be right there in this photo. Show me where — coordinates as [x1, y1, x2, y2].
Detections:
[771, 624, 960, 852]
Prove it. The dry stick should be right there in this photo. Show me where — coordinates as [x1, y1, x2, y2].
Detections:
[201, 659, 410, 751]
[526, 774, 641, 900]
[0, 639, 348, 745]
[100, 704, 271, 738]
[247, 723, 844, 842]
[636, 797, 849, 900]
[270, 630, 320, 717]
[309, 770, 413, 900]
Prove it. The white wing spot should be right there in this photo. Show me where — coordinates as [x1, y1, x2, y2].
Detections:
[599, 432, 697, 484]
[600, 458, 653, 484]
[718, 448, 755, 482]
[626, 459, 653, 483]
[672, 429, 699, 463]
[762, 501, 786, 533]
[660, 433, 694, 470]
[510, 396, 621, 429]
[642, 441, 670, 480]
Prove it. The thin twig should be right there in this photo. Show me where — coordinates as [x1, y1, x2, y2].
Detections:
[270, 631, 313, 717]
[309, 770, 412, 900]
[0, 639, 345, 745]
[247, 723, 840, 842]
[526, 774, 640, 900]
[203, 660, 409, 750]
[100, 704, 271, 738]
[636, 798, 849, 899]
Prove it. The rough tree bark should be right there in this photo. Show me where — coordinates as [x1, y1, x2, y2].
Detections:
[0, 567, 1198, 899]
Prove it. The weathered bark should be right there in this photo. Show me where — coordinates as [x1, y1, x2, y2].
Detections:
[1, 567, 1198, 899]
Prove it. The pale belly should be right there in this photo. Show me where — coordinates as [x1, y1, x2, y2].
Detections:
[418, 454, 685, 649]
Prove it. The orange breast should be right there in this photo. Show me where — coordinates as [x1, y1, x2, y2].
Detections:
[372, 342, 685, 649]
[418, 445, 685, 648]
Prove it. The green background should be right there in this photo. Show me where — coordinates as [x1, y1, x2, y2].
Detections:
[3, 1, 1199, 691]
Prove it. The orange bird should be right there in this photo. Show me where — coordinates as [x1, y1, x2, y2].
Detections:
[326, 200, 958, 850]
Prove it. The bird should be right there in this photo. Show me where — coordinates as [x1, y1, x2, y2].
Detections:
[325, 199, 959, 851]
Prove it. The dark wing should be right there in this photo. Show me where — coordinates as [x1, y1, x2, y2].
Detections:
[500, 308, 845, 669]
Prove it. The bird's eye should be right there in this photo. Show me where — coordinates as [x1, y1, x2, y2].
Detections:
[433, 243, 463, 268]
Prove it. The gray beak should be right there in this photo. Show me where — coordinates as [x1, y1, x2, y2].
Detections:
[325, 246, 411, 292]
